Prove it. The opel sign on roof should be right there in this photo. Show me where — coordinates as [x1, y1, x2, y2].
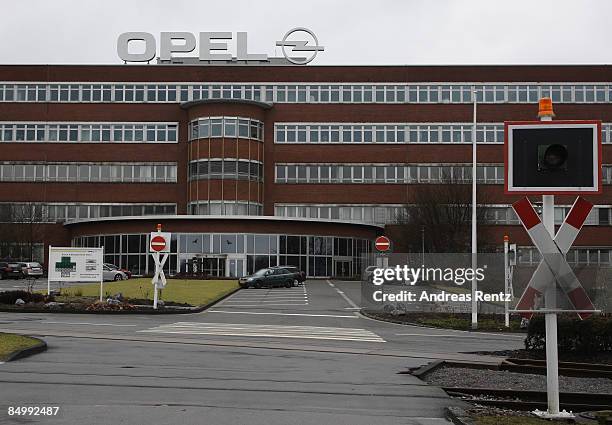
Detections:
[276, 28, 325, 65]
[117, 28, 324, 65]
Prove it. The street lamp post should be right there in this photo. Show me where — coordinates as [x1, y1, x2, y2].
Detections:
[471, 89, 478, 330]
[421, 225, 425, 265]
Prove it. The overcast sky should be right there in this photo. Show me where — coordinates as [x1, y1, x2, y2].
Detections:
[1, 0, 610, 65]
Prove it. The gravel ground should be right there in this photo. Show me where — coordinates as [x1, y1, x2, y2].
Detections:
[425, 366, 612, 394]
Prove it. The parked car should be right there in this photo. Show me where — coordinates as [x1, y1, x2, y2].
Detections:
[239, 267, 297, 289]
[269, 265, 305, 285]
[103, 264, 128, 281]
[20, 262, 44, 278]
[103, 263, 132, 279]
[0, 262, 25, 279]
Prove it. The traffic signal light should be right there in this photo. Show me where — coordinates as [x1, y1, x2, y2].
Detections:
[505, 121, 601, 194]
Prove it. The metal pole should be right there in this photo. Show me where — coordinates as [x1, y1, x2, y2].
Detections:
[540, 110, 560, 416]
[504, 235, 510, 328]
[421, 226, 425, 265]
[471, 89, 478, 329]
[47, 245, 51, 296]
[100, 247, 104, 303]
[543, 193, 560, 415]
[153, 251, 159, 310]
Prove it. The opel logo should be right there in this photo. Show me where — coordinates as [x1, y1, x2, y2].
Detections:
[276, 27, 325, 65]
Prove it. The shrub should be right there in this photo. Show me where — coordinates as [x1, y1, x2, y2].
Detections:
[525, 314, 612, 352]
[0, 290, 50, 305]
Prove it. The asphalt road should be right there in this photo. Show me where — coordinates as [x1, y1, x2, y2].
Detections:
[0, 279, 524, 425]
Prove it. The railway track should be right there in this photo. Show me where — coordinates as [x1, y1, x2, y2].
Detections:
[443, 386, 612, 411]
[501, 357, 612, 379]
[409, 358, 612, 412]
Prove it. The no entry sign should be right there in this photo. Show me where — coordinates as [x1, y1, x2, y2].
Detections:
[375, 236, 391, 252]
[149, 232, 171, 253]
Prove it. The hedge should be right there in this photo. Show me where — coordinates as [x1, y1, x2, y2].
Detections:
[0, 290, 50, 305]
[525, 314, 612, 352]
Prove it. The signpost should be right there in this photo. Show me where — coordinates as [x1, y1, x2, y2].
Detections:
[48, 246, 104, 301]
[149, 224, 171, 309]
[505, 98, 602, 419]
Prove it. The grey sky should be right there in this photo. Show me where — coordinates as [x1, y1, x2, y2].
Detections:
[1, 0, 610, 65]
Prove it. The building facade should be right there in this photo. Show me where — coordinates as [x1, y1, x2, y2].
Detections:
[1, 64, 611, 276]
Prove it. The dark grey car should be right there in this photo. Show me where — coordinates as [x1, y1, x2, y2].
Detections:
[239, 268, 296, 289]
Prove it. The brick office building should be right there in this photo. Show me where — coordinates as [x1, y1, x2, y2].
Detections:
[0, 64, 611, 277]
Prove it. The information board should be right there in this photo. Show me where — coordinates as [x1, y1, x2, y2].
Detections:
[48, 247, 104, 282]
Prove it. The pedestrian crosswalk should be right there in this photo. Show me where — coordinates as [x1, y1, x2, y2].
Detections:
[139, 322, 385, 343]
[218, 282, 309, 308]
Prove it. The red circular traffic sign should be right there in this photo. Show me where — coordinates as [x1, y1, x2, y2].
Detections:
[375, 236, 391, 252]
[150, 235, 167, 252]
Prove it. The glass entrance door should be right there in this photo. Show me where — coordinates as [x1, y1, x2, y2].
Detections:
[226, 255, 246, 278]
[334, 260, 352, 278]
[187, 256, 226, 277]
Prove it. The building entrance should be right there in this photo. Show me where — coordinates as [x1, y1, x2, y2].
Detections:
[187, 255, 226, 277]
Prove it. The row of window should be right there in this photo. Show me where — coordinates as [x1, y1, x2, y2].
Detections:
[0, 242, 44, 263]
[189, 117, 264, 141]
[77, 233, 336, 256]
[0, 122, 178, 143]
[276, 122, 612, 144]
[275, 204, 612, 226]
[187, 201, 263, 216]
[518, 247, 612, 266]
[276, 123, 502, 144]
[275, 163, 506, 184]
[73, 233, 371, 277]
[0, 162, 177, 183]
[275, 204, 406, 224]
[4, 120, 612, 145]
[188, 159, 263, 182]
[485, 206, 612, 226]
[3, 82, 612, 104]
[276, 164, 612, 185]
[0, 203, 176, 223]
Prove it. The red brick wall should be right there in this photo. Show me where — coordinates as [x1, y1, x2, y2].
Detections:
[0, 64, 611, 248]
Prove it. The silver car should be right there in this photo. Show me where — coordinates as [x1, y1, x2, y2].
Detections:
[20, 262, 44, 278]
[103, 264, 127, 281]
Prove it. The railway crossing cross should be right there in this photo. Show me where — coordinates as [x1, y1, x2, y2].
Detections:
[512, 196, 596, 319]
[149, 224, 171, 309]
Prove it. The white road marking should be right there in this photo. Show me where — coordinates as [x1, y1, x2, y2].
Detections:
[208, 310, 357, 318]
[140, 322, 385, 342]
[218, 301, 308, 307]
[394, 332, 524, 339]
[232, 295, 308, 298]
[44, 321, 137, 327]
[327, 280, 359, 309]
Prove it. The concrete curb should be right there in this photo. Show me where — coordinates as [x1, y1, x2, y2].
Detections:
[360, 309, 525, 334]
[3, 336, 47, 362]
[0, 286, 241, 315]
[408, 359, 445, 378]
[444, 406, 475, 425]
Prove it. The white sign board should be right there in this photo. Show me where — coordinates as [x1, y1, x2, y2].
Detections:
[48, 247, 103, 282]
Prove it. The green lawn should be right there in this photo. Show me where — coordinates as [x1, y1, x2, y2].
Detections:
[57, 278, 239, 307]
[0, 333, 41, 361]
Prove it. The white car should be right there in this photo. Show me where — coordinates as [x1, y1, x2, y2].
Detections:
[103, 264, 127, 281]
[20, 262, 44, 278]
